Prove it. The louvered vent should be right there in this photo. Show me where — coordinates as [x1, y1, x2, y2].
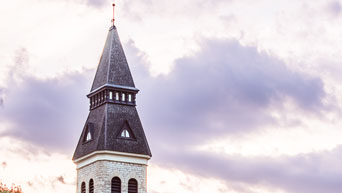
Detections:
[128, 179, 138, 193]
[81, 182, 86, 193]
[111, 177, 121, 193]
[89, 179, 94, 193]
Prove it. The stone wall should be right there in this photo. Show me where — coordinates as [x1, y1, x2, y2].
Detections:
[77, 160, 147, 193]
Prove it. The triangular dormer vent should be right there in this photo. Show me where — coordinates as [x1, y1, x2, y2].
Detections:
[117, 121, 135, 140]
[83, 123, 94, 143]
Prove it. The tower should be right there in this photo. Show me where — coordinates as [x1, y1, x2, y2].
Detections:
[72, 19, 152, 193]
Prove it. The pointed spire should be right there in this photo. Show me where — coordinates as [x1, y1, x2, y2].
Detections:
[90, 26, 136, 92]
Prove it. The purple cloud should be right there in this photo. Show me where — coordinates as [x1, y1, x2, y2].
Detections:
[0, 90, 3, 107]
[327, 1, 342, 16]
[158, 146, 342, 193]
[126, 38, 339, 192]
[0, 69, 92, 153]
[0, 37, 335, 193]
[130, 39, 328, 153]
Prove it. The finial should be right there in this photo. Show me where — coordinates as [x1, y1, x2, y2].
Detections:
[112, 0, 116, 25]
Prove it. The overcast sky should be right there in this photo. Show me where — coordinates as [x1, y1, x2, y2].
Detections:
[1, 0, 342, 193]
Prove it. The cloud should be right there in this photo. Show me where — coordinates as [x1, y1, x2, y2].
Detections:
[0, 36, 333, 193]
[159, 146, 342, 193]
[49, 0, 109, 8]
[0, 70, 92, 153]
[327, 1, 342, 16]
[124, 39, 339, 193]
[0, 90, 3, 107]
[133, 38, 328, 152]
[122, 0, 231, 19]
[85, 0, 108, 8]
[0, 48, 93, 153]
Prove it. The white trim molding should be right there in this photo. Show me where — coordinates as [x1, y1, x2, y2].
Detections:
[74, 151, 151, 169]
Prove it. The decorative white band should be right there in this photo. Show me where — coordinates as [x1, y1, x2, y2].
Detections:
[74, 151, 151, 169]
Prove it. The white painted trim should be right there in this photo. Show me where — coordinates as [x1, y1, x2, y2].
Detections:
[88, 84, 139, 96]
[74, 151, 151, 169]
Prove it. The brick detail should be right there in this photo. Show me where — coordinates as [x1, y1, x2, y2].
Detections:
[77, 160, 147, 193]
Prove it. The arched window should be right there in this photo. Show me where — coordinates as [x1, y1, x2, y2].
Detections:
[81, 182, 86, 193]
[89, 179, 94, 193]
[111, 177, 121, 193]
[128, 179, 138, 193]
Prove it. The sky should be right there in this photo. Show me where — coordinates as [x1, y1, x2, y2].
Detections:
[1, 0, 342, 193]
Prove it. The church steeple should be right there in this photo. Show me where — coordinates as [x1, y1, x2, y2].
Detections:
[73, 25, 151, 193]
[73, 4, 152, 192]
[73, 25, 152, 161]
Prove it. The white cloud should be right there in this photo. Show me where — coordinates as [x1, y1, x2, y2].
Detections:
[0, 137, 76, 193]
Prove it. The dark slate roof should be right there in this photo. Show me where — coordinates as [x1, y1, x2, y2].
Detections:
[90, 25, 135, 92]
[73, 26, 152, 161]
